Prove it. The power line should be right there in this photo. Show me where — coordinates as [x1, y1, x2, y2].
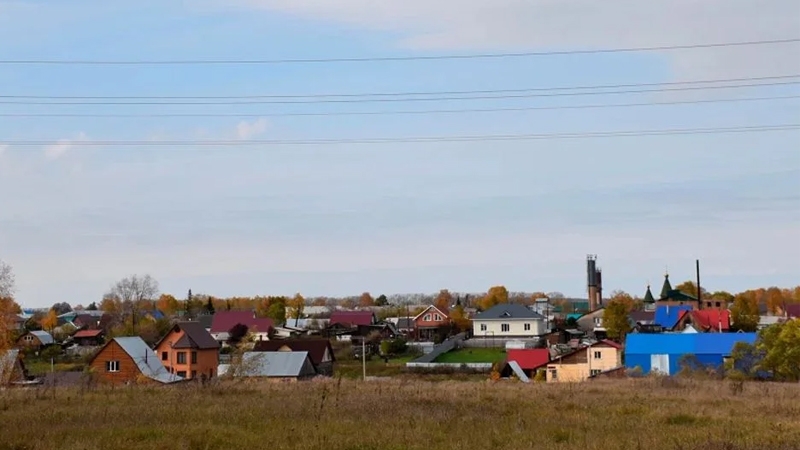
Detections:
[1, 95, 797, 119]
[2, 74, 797, 100]
[4, 124, 798, 147]
[2, 80, 798, 105]
[1, 38, 798, 65]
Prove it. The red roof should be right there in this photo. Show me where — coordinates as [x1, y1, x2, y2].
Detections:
[329, 311, 374, 327]
[597, 339, 623, 349]
[210, 311, 274, 334]
[785, 304, 800, 318]
[506, 349, 550, 370]
[73, 329, 103, 338]
[688, 310, 731, 331]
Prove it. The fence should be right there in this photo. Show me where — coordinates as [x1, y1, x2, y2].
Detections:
[405, 362, 493, 372]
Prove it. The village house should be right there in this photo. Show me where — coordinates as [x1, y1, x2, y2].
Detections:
[154, 322, 220, 380]
[223, 351, 317, 381]
[472, 303, 547, 339]
[674, 309, 731, 333]
[252, 338, 335, 376]
[209, 311, 274, 343]
[325, 311, 377, 340]
[89, 336, 183, 385]
[501, 348, 550, 379]
[412, 305, 452, 341]
[16, 330, 55, 351]
[546, 340, 622, 382]
[71, 329, 105, 347]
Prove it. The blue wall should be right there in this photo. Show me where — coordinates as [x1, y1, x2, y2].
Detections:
[625, 333, 757, 375]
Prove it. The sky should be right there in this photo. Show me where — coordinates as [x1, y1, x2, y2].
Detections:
[0, 0, 799, 308]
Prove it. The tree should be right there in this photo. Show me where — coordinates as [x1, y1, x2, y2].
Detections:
[205, 297, 216, 315]
[755, 320, 800, 382]
[764, 287, 787, 314]
[50, 302, 72, 315]
[450, 304, 472, 333]
[730, 293, 759, 332]
[374, 294, 388, 306]
[41, 309, 58, 331]
[156, 294, 180, 316]
[287, 293, 305, 326]
[311, 298, 327, 307]
[86, 302, 98, 311]
[674, 281, 707, 298]
[603, 296, 634, 341]
[266, 297, 287, 324]
[99, 294, 121, 314]
[0, 259, 14, 299]
[480, 286, 509, 310]
[434, 289, 454, 311]
[108, 274, 159, 332]
[0, 296, 22, 351]
[228, 324, 249, 346]
[359, 292, 375, 307]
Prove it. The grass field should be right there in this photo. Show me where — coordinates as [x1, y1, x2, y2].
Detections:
[434, 347, 506, 363]
[4, 377, 795, 450]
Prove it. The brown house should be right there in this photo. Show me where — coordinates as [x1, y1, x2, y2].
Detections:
[413, 305, 451, 341]
[72, 329, 105, 346]
[252, 338, 336, 376]
[16, 330, 55, 350]
[89, 337, 182, 385]
[154, 322, 220, 380]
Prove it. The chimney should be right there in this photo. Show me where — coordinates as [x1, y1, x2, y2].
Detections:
[587, 255, 598, 311]
[595, 268, 603, 308]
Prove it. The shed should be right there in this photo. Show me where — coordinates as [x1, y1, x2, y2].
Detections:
[625, 333, 757, 376]
[229, 351, 317, 381]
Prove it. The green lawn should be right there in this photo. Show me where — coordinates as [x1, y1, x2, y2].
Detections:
[434, 348, 507, 363]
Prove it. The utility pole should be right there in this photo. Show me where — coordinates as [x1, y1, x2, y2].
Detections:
[361, 338, 366, 381]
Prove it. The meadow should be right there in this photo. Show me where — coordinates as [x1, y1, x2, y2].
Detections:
[1, 377, 798, 450]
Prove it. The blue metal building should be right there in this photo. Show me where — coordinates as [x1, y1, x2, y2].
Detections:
[653, 305, 693, 329]
[625, 332, 757, 375]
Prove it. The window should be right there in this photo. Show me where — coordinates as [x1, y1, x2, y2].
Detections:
[191, 351, 197, 364]
[594, 317, 602, 326]
[501, 323, 510, 332]
[593, 351, 602, 359]
[590, 369, 601, 376]
[424, 314, 431, 321]
[434, 314, 442, 321]
[549, 369, 558, 380]
[24, 335, 33, 341]
[161, 352, 168, 361]
[715, 302, 721, 308]
[177, 371, 187, 378]
[177, 352, 186, 364]
[480, 324, 487, 331]
[524, 323, 531, 331]
[191, 370, 197, 379]
[106, 361, 120, 373]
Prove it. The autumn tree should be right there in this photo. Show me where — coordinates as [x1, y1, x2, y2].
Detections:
[434, 289, 454, 311]
[359, 292, 375, 307]
[764, 287, 787, 314]
[0, 295, 21, 351]
[287, 293, 305, 326]
[341, 298, 356, 309]
[311, 298, 327, 307]
[41, 309, 58, 331]
[730, 293, 759, 332]
[603, 292, 635, 341]
[755, 320, 800, 382]
[674, 281, 707, 298]
[480, 286, 509, 311]
[450, 304, 472, 333]
[107, 274, 159, 332]
[156, 294, 180, 316]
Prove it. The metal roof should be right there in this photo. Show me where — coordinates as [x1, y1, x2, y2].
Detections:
[474, 303, 545, 320]
[626, 333, 757, 356]
[30, 330, 55, 345]
[654, 305, 693, 329]
[236, 351, 316, 378]
[113, 337, 183, 384]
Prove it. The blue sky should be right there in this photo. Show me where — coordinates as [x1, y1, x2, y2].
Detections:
[0, 0, 798, 307]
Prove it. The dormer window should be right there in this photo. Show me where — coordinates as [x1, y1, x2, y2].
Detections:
[501, 311, 512, 317]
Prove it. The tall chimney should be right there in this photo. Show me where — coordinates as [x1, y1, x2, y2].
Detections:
[595, 268, 603, 308]
[696, 259, 702, 308]
[587, 255, 598, 311]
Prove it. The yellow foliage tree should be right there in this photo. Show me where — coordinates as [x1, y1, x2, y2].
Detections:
[287, 293, 305, 325]
[450, 304, 472, 333]
[0, 296, 22, 351]
[156, 293, 180, 316]
[434, 289, 453, 311]
[41, 309, 58, 331]
[480, 286, 509, 311]
[359, 292, 375, 307]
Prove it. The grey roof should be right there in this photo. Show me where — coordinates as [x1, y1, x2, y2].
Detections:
[155, 322, 220, 350]
[196, 314, 214, 329]
[506, 360, 531, 383]
[396, 317, 414, 329]
[30, 330, 55, 345]
[474, 303, 546, 320]
[235, 351, 316, 378]
[113, 337, 183, 384]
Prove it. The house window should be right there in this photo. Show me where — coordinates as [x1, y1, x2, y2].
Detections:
[191, 351, 197, 364]
[524, 323, 531, 331]
[434, 314, 442, 321]
[590, 369, 601, 376]
[501, 323, 510, 332]
[549, 369, 558, 380]
[480, 324, 487, 331]
[594, 317, 602, 326]
[24, 335, 32, 341]
[594, 351, 602, 359]
[424, 314, 431, 321]
[715, 302, 721, 308]
[161, 352, 168, 361]
[177, 371, 187, 377]
[106, 361, 120, 373]
[177, 352, 186, 364]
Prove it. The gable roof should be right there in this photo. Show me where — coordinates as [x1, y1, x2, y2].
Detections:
[73, 329, 103, 339]
[210, 311, 273, 334]
[475, 303, 545, 320]
[156, 322, 220, 350]
[72, 314, 99, 328]
[0, 349, 23, 383]
[413, 305, 450, 321]
[111, 337, 183, 384]
[654, 305, 693, 329]
[687, 310, 731, 331]
[629, 310, 655, 325]
[329, 311, 375, 327]
[237, 351, 317, 378]
[252, 338, 335, 365]
[506, 349, 550, 370]
[29, 330, 54, 345]
[785, 304, 800, 318]
[549, 340, 622, 363]
[196, 314, 214, 329]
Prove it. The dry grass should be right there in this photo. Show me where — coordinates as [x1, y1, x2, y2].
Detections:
[1, 377, 799, 450]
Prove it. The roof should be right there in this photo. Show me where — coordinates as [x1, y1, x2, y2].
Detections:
[111, 337, 183, 384]
[29, 330, 54, 345]
[396, 317, 414, 329]
[630, 310, 655, 324]
[506, 361, 531, 383]
[659, 274, 672, 299]
[413, 305, 450, 321]
[688, 310, 731, 331]
[329, 311, 375, 327]
[654, 305, 693, 329]
[237, 351, 316, 378]
[661, 290, 698, 302]
[474, 303, 545, 321]
[156, 322, 220, 350]
[196, 314, 214, 329]
[73, 329, 103, 338]
[625, 333, 757, 355]
[506, 349, 550, 370]
[209, 311, 273, 334]
[252, 338, 335, 365]
[785, 304, 800, 318]
[643, 286, 655, 303]
[550, 340, 622, 363]
[72, 314, 99, 328]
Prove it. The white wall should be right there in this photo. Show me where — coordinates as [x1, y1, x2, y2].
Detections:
[472, 319, 546, 337]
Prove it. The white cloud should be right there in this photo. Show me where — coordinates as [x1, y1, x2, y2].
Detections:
[227, 0, 800, 78]
[235, 117, 269, 140]
[43, 132, 87, 161]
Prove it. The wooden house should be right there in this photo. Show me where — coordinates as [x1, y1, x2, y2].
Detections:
[88, 337, 183, 385]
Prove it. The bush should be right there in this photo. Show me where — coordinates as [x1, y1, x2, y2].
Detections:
[533, 369, 546, 383]
[380, 338, 408, 356]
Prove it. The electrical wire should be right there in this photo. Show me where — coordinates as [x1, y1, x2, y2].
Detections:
[3, 124, 798, 147]
[1, 95, 796, 119]
[2, 38, 798, 65]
